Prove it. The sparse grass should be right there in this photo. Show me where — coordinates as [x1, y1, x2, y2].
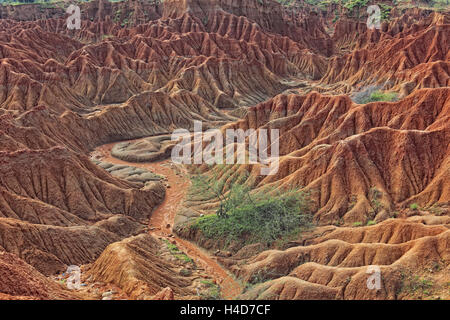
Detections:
[162, 239, 194, 264]
[352, 221, 363, 227]
[243, 268, 284, 292]
[428, 204, 445, 216]
[164, 239, 178, 253]
[401, 274, 434, 295]
[369, 187, 383, 218]
[200, 279, 215, 286]
[199, 280, 221, 300]
[410, 203, 419, 211]
[175, 254, 194, 263]
[243, 278, 264, 293]
[348, 195, 357, 210]
[430, 261, 442, 273]
[367, 220, 376, 226]
[352, 86, 399, 104]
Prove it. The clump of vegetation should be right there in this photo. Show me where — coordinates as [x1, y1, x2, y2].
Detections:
[367, 220, 376, 226]
[428, 204, 445, 216]
[378, 3, 393, 20]
[432, 0, 450, 11]
[343, 0, 369, 19]
[352, 221, 363, 227]
[199, 280, 221, 300]
[351, 85, 398, 104]
[365, 90, 398, 103]
[162, 239, 194, 264]
[332, 12, 340, 23]
[113, 9, 122, 23]
[368, 187, 383, 219]
[189, 172, 314, 247]
[410, 203, 419, 211]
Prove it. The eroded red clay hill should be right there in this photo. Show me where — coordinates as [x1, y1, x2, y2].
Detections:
[210, 87, 449, 224]
[0, 0, 448, 300]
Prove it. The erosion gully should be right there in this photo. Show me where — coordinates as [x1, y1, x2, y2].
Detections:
[95, 141, 242, 300]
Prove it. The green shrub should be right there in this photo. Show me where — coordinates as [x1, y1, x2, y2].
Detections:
[379, 3, 393, 20]
[369, 187, 383, 216]
[352, 221, 363, 227]
[190, 175, 313, 247]
[410, 203, 419, 211]
[363, 90, 398, 103]
[332, 13, 340, 23]
[367, 220, 376, 226]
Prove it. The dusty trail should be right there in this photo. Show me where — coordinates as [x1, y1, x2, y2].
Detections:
[95, 141, 242, 300]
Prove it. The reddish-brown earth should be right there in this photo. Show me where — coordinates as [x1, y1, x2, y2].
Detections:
[190, 87, 449, 224]
[0, 250, 87, 299]
[232, 219, 449, 300]
[0, 0, 448, 300]
[95, 142, 242, 299]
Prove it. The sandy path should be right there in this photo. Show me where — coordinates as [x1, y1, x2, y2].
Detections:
[95, 142, 242, 300]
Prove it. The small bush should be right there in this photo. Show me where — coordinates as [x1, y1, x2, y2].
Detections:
[363, 90, 398, 103]
[190, 174, 313, 247]
[351, 85, 398, 104]
[352, 221, 363, 227]
[410, 203, 419, 211]
[367, 220, 376, 226]
[369, 187, 383, 217]
[175, 254, 193, 263]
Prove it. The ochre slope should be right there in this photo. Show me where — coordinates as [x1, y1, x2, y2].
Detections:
[0, 0, 448, 300]
[0, 116, 165, 275]
[0, 250, 85, 300]
[87, 234, 193, 299]
[236, 219, 449, 300]
[321, 12, 449, 93]
[194, 88, 449, 224]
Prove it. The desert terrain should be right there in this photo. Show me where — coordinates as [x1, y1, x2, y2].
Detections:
[0, 0, 448, 301]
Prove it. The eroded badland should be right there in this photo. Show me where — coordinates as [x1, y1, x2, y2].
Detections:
[0, 0, 448, 301]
